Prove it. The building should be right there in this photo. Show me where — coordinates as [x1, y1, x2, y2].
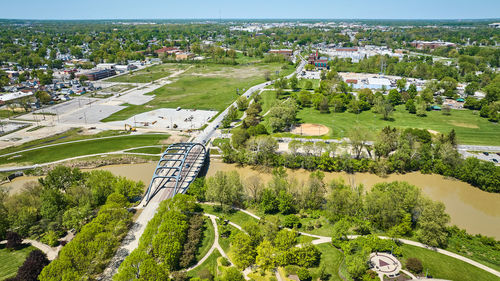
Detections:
[115, 64, 138, 73]
[80, 69, 116, 81]
[268, 49, 294, 59]
[0, 91, 33, 105]
[488, 23, 500, 28]
[175, 52, 195, 60]
[96, 63, 116, 70]
[308, 50, 329, 69]
[155, 47, 180, 57]
[410, 41, 456, 50]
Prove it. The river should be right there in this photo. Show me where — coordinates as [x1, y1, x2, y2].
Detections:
[3, 161, 500, 239]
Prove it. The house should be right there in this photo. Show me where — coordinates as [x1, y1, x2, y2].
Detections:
[175, 52, 194, 60]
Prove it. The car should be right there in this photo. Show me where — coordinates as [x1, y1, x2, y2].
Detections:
[493, 159, 498, 163]
[497, 153, 500, 157]
[483, 152, 489, 156]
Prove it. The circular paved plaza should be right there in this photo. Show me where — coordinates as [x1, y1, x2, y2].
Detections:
[369, 252, 402, 278]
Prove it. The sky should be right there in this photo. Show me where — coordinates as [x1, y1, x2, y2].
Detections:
[0, 0, 499, 20]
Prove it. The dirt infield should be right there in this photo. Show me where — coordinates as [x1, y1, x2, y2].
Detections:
[290, 123, 329, 136]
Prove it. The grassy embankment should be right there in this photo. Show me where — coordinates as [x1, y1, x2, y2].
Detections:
[102, 62, 294, 122]
[0, 133, 169, 166]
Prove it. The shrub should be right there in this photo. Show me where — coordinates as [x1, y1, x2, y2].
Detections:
[406, 257, 423, 273]
[14, 249, 49, 281]
[197, 268, 213, 280]
[179, 214, 205, 268]
[6, 231, 22, 249]
[282, 214, 301, 229]
[220, 256, 231, 266]
[297, 268, 311, 281]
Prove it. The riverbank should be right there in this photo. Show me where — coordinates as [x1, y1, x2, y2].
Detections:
[2, 160, 499, 239]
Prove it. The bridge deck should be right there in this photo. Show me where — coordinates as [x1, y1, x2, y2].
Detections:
[142, 142, 206, 205]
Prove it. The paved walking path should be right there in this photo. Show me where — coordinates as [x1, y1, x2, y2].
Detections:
[1, 239, 58, 260]
[210, 205, 500, 279]
[186, 214, 232, 272]
[0, 144, 162, 172]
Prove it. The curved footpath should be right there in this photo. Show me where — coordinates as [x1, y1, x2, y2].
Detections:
[0, 145, 162, 172]
[230, 207, 500, 278]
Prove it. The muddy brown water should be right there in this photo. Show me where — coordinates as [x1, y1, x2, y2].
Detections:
[3, 161, 500, 239]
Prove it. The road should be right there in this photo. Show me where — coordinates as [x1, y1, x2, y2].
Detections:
[194, 56, 306, 144]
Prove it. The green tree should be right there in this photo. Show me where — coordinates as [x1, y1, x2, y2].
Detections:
[236, 96, 249, 111]
[405, 99, 416, 114]
[206, 171, 243, 208]
[231, 232, 256, 269]
[231, 127, 249, 148]
[387, 89, 402, 106]
[416, 200, 450, 247]
[256, 240, 276, 271]
[290, 75, 299, 90]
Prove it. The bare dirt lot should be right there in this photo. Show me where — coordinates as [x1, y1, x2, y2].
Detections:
[290, 123, 329, 136]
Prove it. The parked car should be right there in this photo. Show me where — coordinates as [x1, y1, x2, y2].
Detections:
[493, 159, 498, 163]
[483, 152, 489, 156]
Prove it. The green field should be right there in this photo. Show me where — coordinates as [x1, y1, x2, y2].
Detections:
[106, 64, 187, 83]
[0, 134, 169, 165]
[0, 244, 35, 280]
[310, 243, 344, 281]
[187, 250, 221, 278]
[294, 105, 500, 145]
[298, 78, 320, 89]
[124, 146, 163, 154]
[260, 90, 278, 114]
[0, 129, 127, 155]
[401, 244, 499, 281]
[102, 62, 293, 122]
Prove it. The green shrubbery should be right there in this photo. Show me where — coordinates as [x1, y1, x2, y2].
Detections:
[39, 193, 133, 281]
[114, 195, 199, 280]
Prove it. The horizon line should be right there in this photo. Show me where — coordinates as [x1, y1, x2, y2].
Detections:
[1, 17, 499, 22]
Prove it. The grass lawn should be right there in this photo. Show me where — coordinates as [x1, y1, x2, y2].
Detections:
[0, 134, 169, 165]
[0, 244, 35, 280]
[124, 146, 163, 154]
[201, 205, 259, 227]
[106, 64, 187, 83]
[196, 217, 215, 262]
[295, 105, 500, 145]
[187, 250, 221, 278]
[0, 128, 127, 156]
[298, 78, 320, 90]
[401, 244, 499, 281]
[102, 62, 292, 122]
[310, 243, 344, 281]
[260, 91, 278, 114]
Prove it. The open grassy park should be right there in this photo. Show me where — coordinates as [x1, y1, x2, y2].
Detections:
[106, 63, 188, 83]
[0, 244, 35, 280]
[292, 105, 500, 145]
[102, 62, 294, 122]
[401, 244, 499, 281]
[0, 133, 169, 166]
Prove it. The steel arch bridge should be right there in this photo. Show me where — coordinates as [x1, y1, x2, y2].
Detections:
[143, 142, 207, 206]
